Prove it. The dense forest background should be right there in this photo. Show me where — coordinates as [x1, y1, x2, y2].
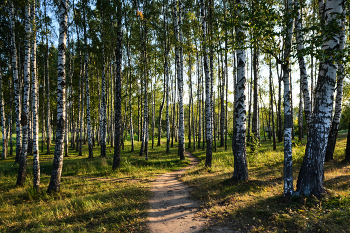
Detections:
[0, 0, 349, 206]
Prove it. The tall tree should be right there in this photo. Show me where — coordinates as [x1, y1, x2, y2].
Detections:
[232, 0, 248, 182]
[47, 0, 68, 192]
[282, 0, 294, 197]
[173, 0, 185, 160]
[44, 0, 51, 155]
[113, 0, 123, 169]
[10, 0, 22, 163]
[83, 0, 93, 158]
[100, 2, 107, 158]
[17, 3, 31, 186]
[200, 0, 212, 167]
[296, 0, 343, 197]
[31, 2, 40, 191]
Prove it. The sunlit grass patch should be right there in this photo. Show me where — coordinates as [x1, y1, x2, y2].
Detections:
[0, 138, 188, 232]
[183, 133, 350, 232]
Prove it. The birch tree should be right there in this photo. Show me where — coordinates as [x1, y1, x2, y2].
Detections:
[200, 0, 212, 167]
[17, 4, 31, 186]
[31, 2, 40, 191]
[10, 0, 21, 163]
[0, 67, 7, 160]
[296, 0, 344, 197]
[47, 0, 68, 192]
[232, 0, 248, 182]
[83, 0, 93, 158]
[113, 0, 123, 169]
[325, 9, 346, 162]
[282, 0, 294, 197]
[100, 4, 107, 158]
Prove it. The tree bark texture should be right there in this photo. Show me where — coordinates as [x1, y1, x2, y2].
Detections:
[232, 0, 248, 182]
[113, 0, 123, 169]
[296, 0, 343, 197]
[17, 5, 31, 186]
[48, 0, 67, 192]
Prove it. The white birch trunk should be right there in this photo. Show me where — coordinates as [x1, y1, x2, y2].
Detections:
[0, 68, 7, 160]
[296, 0, 343, 197]
[283, 0, 294, 197]
[232, 0, 248, 182]
[325, 8, 346, 161]
[294, 0, 312, 127]
[10, 1, 22, 163]
[200, 0, 213, 167]
[100, 7, 107, 158]
[31, 2, 40, 191]
[47, 0, 67, 192]
[113, 0, 123, 169]
[17, 4, 31, 186]
[83, 3, 93, 158]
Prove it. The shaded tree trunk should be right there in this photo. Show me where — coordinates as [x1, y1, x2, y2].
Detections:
[47, 0, 67, 192]
[17, 4, 31, 186]
[113, 0, 123, 169]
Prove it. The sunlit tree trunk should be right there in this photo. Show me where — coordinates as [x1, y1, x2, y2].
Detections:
[296, 0, 343, 197]
[173, 0, 185, 160]
[269, 59, 276, 150]
[325, 10, 346, 162]
[232, 0, 248, 182]
[31, 2, 40, 191]
[47, 0, 67, 192]
[282, 0, 294, 197]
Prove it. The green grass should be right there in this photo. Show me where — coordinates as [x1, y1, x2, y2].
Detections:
[0, 137, 189, 232]
[183, 133, 350, 232]
[1, 132, 350, 232]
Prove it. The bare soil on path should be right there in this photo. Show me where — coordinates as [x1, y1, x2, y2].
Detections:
[148, 150, 207, 233]
[148, 150, 236, 233]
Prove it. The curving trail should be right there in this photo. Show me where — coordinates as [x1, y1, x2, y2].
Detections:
[147, 150, 207, 233]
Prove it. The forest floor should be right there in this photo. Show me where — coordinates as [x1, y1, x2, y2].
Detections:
[0, 133, 349, 232]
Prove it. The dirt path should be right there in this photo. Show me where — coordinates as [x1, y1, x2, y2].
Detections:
[148, 150, 207, 233]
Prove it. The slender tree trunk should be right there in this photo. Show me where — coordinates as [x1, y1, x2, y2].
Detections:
[11, 1, 21, 163]
[113, 0, 123, 169]
[17, 4, 31, 186]
[200, 0, 213, 167]
[47, 0, 67, 192]
[100, 6, 107, 158]
[232, 0, 248, 181]
[45, 0, 51, 155]
[252, 48, 259, 143]
[325, 11, 346, 162]
[296, 0, 343, 197]
[173, 0, 185, 160]
[188, 53, 192, 149]
[31, 3, 39, 191]
[197, 50, 201, 149]
[83, 1, 93, 158]
[0, 68, 7, 160]
[295, 0, 311, 128]
[282, 0, 294, 197]
[220, 49, 225, 148]
[269, 59, 277, 150]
